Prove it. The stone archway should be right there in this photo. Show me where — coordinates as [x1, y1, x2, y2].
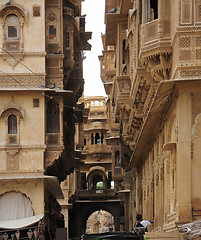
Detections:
[69, 200, 122, 238]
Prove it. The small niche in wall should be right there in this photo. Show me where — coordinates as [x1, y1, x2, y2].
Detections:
[33, 6, 41, 17]
[33, 99, 39, 107]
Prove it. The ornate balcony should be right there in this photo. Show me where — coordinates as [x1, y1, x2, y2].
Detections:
[139, 20, 172, 82]
[101, 50, 116, 79]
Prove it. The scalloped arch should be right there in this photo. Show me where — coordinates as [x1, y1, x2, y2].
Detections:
[0, 2, 27, 21]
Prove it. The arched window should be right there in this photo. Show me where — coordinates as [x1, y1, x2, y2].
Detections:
[5, 14, 20, 40]
[8, 114, 17, 134]
[95, 133, 100, 144]
[47, 99, 60, 133]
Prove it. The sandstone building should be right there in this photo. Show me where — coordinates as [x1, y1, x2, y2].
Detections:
[0, 0, 91, 239]
[100, 0, 201, 239]
[68, 96, 123, 238]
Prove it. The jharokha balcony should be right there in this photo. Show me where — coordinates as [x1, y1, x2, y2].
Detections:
[139, 19, 172, 82]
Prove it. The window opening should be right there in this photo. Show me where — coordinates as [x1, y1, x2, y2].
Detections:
[5, 15, 20, 40]
[101, 133, 104, 144]
[33, 99, 39, 107]
[138, 0, 142, 24]
[8, 26, 17, 38]
[65, 25, 70, 48]
[47, 99, 60, 133]
[92, 174, 103, 189]
[107, 171, 113, 188]
[95, 133, 100, 144]
[91, 133, 94, 145]
[8, 114, 17, 134]
[33, 6, 41, 17]
[66, 32, 70, 47]
[115, 151, 120, 167]
[81, 173, 87, 189]
[84, 138, 86, 145]
[150, 0, 158, 20]
[122, 39, 126, 65]
[49, 25, 57, 40]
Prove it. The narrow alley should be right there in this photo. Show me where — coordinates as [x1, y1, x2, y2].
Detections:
[0, 0, 201, 240]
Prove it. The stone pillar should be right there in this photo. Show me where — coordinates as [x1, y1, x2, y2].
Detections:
[176, 91, 192, 223]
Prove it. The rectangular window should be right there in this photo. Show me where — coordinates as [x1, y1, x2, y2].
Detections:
[49, 25, 56, 40]
[8, 26, 17, 38]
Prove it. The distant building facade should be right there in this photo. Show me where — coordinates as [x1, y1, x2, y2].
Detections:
[68, 96, 123, 238]
[100, 0, 201, 239]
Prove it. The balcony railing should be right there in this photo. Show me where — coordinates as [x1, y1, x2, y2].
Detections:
[144, 19, 158, 43]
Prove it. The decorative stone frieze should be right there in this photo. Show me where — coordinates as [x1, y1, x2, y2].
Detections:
[0, 74, 45, 88]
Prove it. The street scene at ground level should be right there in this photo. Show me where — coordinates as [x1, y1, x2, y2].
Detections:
[0, 0, 201, 239]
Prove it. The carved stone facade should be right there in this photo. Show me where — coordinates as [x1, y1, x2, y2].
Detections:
[100, 0, 201, 239]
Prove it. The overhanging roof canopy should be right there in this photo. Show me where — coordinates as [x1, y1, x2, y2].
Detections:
[0, 214, 43, 230]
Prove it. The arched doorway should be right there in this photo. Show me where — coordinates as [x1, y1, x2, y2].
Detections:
[69, 201, 122, 238]
[86, 210, 114, 234]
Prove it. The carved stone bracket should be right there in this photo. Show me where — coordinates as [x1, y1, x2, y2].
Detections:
[116, 75, 131, 93]
[143, 52, 172, 82]
[133, 77, 151, 110]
